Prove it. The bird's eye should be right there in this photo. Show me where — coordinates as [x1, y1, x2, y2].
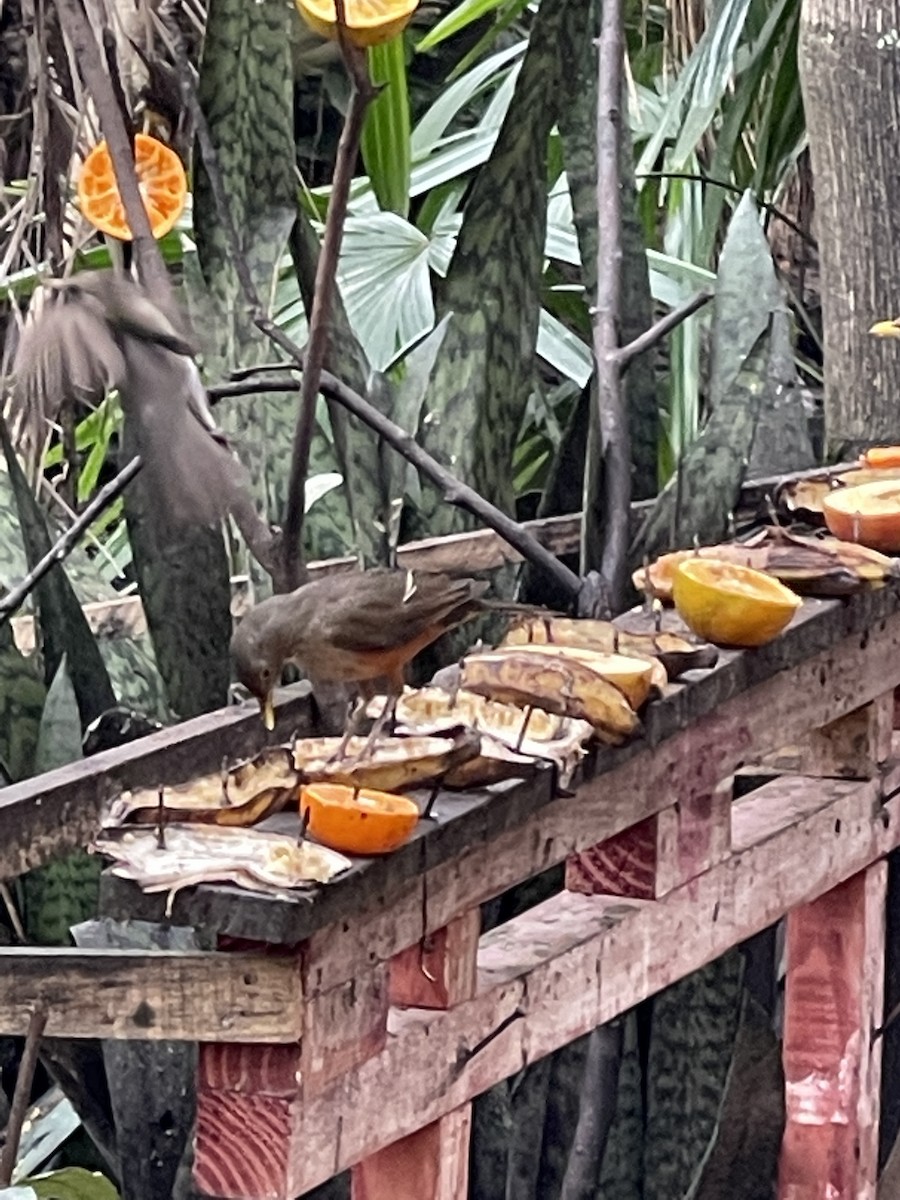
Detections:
[260, 667, 272, 684]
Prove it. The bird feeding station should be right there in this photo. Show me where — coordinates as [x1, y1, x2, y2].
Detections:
[2, 469, 900, 1199]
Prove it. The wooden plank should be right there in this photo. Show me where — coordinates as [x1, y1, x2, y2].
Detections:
[0, 948, 303, 1042]
[778, 864, 886, 1200]
[352, 913, 481, 1199]
[0, 680, 314, 882]
[277, 773, 899, 1194]
[389, 909, 481, 1010]
[757, 693, 894, 780]
[103, 587, 900, 948]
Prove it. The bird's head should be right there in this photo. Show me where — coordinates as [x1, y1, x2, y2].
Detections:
[230, 610, 283, 732]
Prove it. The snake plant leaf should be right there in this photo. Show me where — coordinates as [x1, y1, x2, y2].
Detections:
[0, 417, 115, 727]
[21, 655, 103, 948]
[412, 0, 591, 541]
[643, 952, 745, 1200]
[33, 654, 82, 773]
[98, 634, 171, 724]
[0, 620, 46, 783]
[189, 0, 299, 577]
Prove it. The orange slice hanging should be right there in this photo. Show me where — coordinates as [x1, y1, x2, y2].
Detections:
[77, 133, 187, 242]
[294, 0, 419, 48]
[822, 479, 900, 553]
[300, 782, 419, 856]
[672, 559, 801, 648]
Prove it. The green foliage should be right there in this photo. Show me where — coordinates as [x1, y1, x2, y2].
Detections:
[15, 1167, 120, 1199]
[362, 41, 412, 218]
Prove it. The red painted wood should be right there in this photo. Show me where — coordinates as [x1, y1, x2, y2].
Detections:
[389, 910, 480, 1009]
[565, 813, 659, 898]
[194, 1089, 294, 1199]
[778, 864, 886, 1200]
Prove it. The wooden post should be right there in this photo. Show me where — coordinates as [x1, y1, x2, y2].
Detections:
[350, 911, 481, 1200]
[778, 864, 887, 1200]
[758, 694, 893, 780]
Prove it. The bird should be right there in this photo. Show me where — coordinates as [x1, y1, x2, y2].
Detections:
[231, 566, 547, 753]
[10, 269, 250, 532]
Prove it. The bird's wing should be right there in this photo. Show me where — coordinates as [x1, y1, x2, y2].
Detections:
[320, 570, 488, 652]
[11, 295, 127, 445]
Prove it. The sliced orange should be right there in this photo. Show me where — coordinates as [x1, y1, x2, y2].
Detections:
[294, 0, 418, 47]
[300, 782, 419, 856]
[672, 559, 801, 648]
[860, 446, 900, 471]
[822, 480, 900, 553]
[77, 133, 187, 242]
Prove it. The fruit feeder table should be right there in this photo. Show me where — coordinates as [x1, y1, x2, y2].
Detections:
[2, 556, 900, 1199]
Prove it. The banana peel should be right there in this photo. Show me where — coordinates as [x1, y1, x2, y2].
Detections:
[292, 729, 481, 792]
[502, 615, 718, 679]
[459, 650, 640, 744]
[93, 824, 351, 900]
[475, 644, 657, 709]
[370, 687, 594, 789]
[104, 747, 300, 828]
[634, 526, 899, 603]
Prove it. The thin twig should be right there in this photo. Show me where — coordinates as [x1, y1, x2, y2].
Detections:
[54, 0, 171, 302]
[312, 368, 583, 599]
[616, 289, 714, 373]
[0, 1009, 48, 1185]
[281, 16, 377, 591]
[591, 0, 630, 612]
[0, 456, 142, 625]
[635, 170, 817, 249]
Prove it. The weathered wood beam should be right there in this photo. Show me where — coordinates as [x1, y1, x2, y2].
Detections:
[0, 948, 303, 1042]
[0, 681, 313, 881]
[278, 772, 898, 1195]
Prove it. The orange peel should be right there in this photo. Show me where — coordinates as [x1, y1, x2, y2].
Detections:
[672, 558, 801, 648]
[77, 133, 187, 241]
[300, 782, 419, 856]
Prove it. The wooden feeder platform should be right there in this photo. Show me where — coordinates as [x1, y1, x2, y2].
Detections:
[1, 546, 900, 1198]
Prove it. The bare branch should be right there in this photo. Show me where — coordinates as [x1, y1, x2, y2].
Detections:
[54, 0, 171, 301]
[0, 1009, 48, 1184]
[281, 28, 377, 591]
[616, 290, 714, 373]
[0, 456, 142, 625]
[591, 0, 629, 612]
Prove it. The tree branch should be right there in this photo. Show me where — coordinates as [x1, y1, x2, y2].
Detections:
[0, 1009, 48, 1184]
[211, 369, 584, 601]
[591, 0, 629, 613]
[615, 289, 714, 373]
[0, 457, 142, 625]
[54, 0, 171, 301]
[281, 20, 377, 591]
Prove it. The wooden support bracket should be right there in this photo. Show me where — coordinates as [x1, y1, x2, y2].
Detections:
[778, 864, 887, 1200]
[757, 693, 894, 780]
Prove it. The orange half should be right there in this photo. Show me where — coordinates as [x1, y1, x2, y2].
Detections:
[300, 782, 419, 856]
[672, 559, 801, 648]
[77, 133, 187, 242]
[294, 0, 419, 47]
[822, 479, 900, 553]
[860, 446, 900, 471]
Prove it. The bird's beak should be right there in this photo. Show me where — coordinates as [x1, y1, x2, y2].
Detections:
[261, 691, 276, 732]
[869, 318, 900, 338]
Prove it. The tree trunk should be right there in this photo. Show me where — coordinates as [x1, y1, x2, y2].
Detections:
[798, 0, 900, 452]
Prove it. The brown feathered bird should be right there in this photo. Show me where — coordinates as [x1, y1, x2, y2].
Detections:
[10, 269, 248, 531]
[231, 567, 535, 745]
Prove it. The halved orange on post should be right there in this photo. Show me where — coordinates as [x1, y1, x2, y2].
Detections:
[860, 446, 900, 471]
[672, 559, 802, 648]
[822, 479, 900, 553]
[77, 133, 187, 242]
[294, 0, 418, 47]
[300, 782, 419, 856]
